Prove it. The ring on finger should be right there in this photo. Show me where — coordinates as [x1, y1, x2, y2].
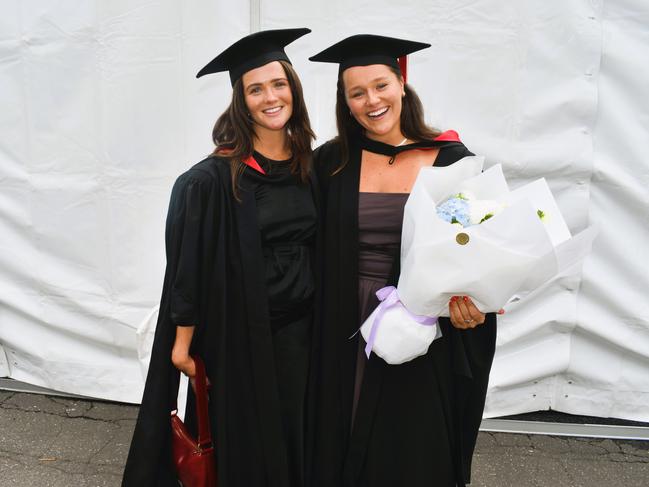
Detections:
[463, 319, 473, 324]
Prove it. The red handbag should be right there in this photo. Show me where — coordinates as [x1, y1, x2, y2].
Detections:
[171, 356, 217, 487]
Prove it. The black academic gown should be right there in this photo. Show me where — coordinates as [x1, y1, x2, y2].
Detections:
[308, 138, 497, 487]
[122, 155, 321, 487]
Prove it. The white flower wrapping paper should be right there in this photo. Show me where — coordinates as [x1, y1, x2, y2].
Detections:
[359, 286, 443, 365]
[360, 156, 599, 364]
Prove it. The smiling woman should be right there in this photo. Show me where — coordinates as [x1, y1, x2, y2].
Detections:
[122, 29, 317, 487]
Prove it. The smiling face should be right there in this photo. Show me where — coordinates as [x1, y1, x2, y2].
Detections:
[342, 64, 406, 143]
[242, 61, 293, 134]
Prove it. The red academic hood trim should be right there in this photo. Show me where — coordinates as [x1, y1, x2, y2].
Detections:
[216, 148, 266, 175]
[242, 155, 266, 174]
[434, 130, 461, 142]
[412, 130, 462, 152]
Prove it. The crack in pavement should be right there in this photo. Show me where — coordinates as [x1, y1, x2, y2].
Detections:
[87, 431, 121, 464]
[49, 396, 93, 417]
[476, 433, 649, 464]
[0, 401, 131, 425]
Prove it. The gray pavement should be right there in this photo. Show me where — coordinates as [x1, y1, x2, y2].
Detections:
[1, 390, 648, 486]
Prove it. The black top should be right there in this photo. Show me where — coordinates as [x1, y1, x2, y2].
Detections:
[252, 152, 316, 328]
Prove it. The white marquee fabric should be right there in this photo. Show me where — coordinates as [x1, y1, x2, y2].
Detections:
[1, 1, 648, 422]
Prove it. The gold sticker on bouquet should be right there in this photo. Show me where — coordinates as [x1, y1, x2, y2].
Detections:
[456, 232, 470, 245]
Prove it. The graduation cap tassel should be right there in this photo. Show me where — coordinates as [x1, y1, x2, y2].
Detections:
[398, 55, 408, 84]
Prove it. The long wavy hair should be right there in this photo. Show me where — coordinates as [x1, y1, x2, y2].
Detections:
[333, 65, 441, 173]
[211, 60, 315, 197]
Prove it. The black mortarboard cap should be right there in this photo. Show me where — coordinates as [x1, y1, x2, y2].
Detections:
[197, 28, 311, 85]
[309, 34, 430, 80]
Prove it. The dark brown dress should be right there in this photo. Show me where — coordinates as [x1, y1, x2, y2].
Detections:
[353, 192, 408, 420]
[357, 192, 409, 320]
[354, 192, 455, 486]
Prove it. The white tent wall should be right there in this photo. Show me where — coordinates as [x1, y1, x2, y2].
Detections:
[0, 0, 648, 421]
[0, 0, 250, 402]
[560, 0, 649, 420]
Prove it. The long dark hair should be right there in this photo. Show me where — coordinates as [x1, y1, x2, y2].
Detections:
[334, 65, 441, 173]
[211, 60, 315, 196]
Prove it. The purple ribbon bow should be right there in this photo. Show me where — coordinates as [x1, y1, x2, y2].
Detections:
[364, 286, 438, 359]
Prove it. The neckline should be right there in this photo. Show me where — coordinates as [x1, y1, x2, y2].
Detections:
[360, 133, 442, 157]
[253, 150, 291, 165]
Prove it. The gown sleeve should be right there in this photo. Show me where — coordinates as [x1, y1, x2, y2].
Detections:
[164, 170, 212, 327]
[457, 311, 497, 482]
[122, 167, 218, 487]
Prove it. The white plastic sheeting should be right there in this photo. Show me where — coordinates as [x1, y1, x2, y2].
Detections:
[1, 1, 648, 421]
[0, 0, 250, 402]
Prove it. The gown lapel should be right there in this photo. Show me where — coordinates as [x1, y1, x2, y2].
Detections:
[337, 143, 387, 482]
[233, 173, 289, 486]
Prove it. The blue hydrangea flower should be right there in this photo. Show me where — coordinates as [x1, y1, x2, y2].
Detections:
[436, 197, 471, 227]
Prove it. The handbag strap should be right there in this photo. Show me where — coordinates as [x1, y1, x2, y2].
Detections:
[171, 355, 213, 449]
[191, 355, 213, 449]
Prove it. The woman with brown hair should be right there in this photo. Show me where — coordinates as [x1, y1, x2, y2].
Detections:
[123, 28, 317, 487]
[308, 35, 497, 487]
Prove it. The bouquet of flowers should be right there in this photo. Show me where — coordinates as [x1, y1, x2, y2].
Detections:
[360, 156, 598, 364]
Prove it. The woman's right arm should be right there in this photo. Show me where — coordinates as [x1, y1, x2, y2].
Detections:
[171, 325, 196, 377]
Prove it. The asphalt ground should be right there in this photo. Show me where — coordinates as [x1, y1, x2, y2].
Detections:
[1, 390, 648, 486]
